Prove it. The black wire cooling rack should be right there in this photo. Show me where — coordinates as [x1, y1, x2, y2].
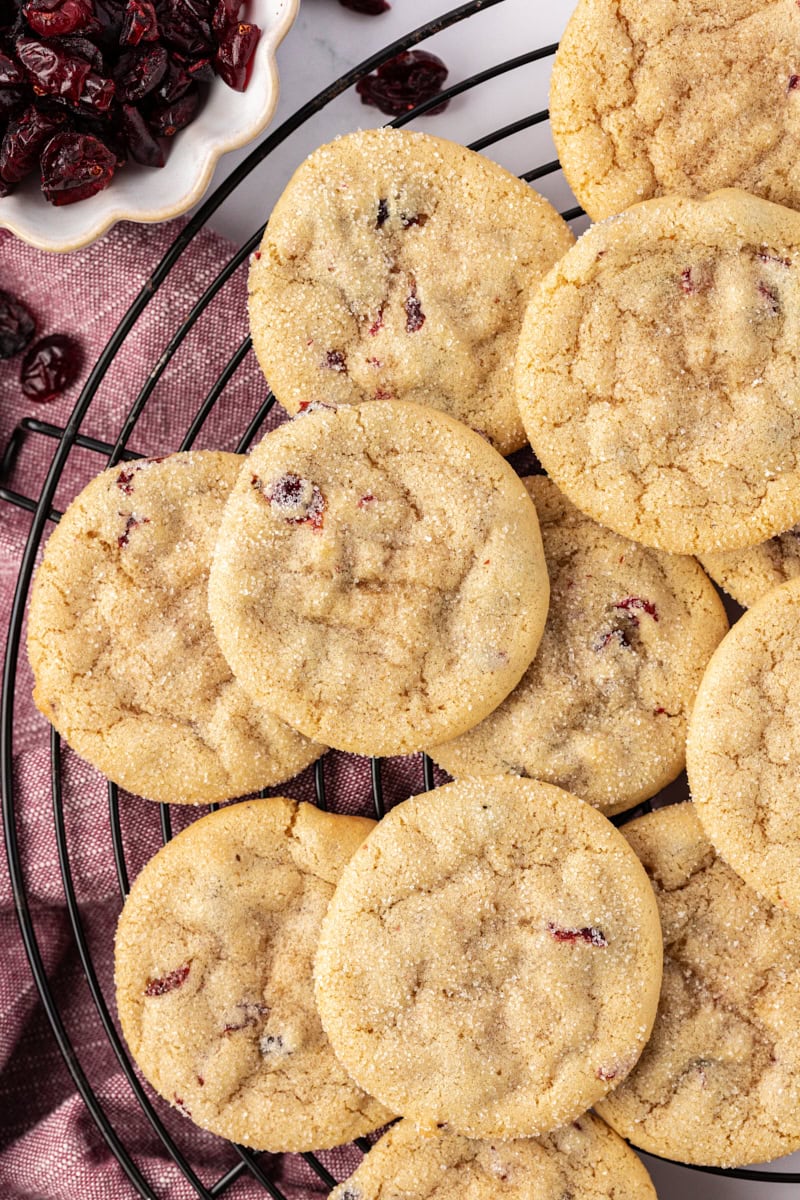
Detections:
[2, 0, 800, 1194]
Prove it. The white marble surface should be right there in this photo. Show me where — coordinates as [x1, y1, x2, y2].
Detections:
[203, 4, 800, 1197]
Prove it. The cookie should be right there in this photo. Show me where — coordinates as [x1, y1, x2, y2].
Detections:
[597, 803, 800, 1167]
[27, 452, 323, 804]
[431, 477, 728, 813]
[208, 402, 549, 757]
[329, 1113, 656, 1200]
[701, 523, 800, 607]
[114, 797, 393, 1151]
[687, 577, 800, 915]
[515, 190, 800, 554]
[550, 0, 800, 222]
[314, 777, 663, 1140]
[247, 128, 574, 455]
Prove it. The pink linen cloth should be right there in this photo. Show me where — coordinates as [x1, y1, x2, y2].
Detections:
[0, 220, 445, 1199]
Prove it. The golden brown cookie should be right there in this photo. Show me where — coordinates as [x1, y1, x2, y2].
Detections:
[329, 1113, 657, 1200]
[598, 803, 800, 1167]
[550, 0, 800, 221]
[701, 524, 800, 607]
[315, 777, 663, 1140]
[431, 476, 728, 813]
[114, 798, 393, 1150]
[515, 190, 800, 554]
[209, 402, 549, 757]
[687, 577, 800, 915]
[248, 128, 574, 454]
[27, 452, 323, 804]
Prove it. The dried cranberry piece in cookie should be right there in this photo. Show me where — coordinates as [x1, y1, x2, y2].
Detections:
[548, 924, 607, 947]
[322, 348, 347, 372]
[356, 49, 448, 116]
[404, 283, 425, 333]
[21, 334, 82, 401]
[614, 596, 658, 622]
[40, 131, 117, 205]
[256, 472, 326, 531]
[117, 513, 150, 547]
[144, 962, 190, 995]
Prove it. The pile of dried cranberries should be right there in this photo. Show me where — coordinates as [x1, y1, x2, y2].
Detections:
[0, 0, 261, 204]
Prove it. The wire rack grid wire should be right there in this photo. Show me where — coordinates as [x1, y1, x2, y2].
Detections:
[2, 0, 800, 1193]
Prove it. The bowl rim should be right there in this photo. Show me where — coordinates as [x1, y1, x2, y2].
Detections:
[0, 0, 300, 254]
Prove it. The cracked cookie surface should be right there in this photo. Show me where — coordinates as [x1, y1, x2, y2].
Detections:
[550, 0, 800, 222]
[515, 190, 800, 554]
[701, 523, 800, 607]
[208, 402, 549, 757]
[247, 127, 574, 455]
[314, 777, 663, 1140]
[114, 797, 393, 1150]
[27, 451, 323, 804]
[328, 1112, 656, 1200]
[597, 803, 800, 1167]
[431, 477, 728, 813]
[687, 577, 800, 915]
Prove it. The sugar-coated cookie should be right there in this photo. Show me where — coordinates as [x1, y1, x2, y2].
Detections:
[315, 777, 663, 1140]
[209, 402, 549, 757]
[27, 452, 323, 804]
[328, 1113, 657, 1200]
[598, 803, 800, 1167]
[516, 190, 800, 554]
[701, 524, 800, 608]
[431, 476, 728, 813]
[114, 798, 393, 1150]
[551, 0, 800, 221]
[687, 577, 800, 915]
[248, 128, 574, 454]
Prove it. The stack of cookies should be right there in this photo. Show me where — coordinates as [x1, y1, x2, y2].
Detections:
[26, 0, 800, 1192]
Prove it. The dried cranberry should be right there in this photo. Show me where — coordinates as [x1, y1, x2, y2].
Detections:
[16, 37, 92, 102]
[184, 54, 212, 82]
[213, 19, 258, 90]
[117, 512, 149, 546]
[148, 84, 198, 134]
[0, 290, 36, 358]
[1, 104, 65, 182]
[120, 0, 158, 43]
[404, 283, 425, 333]
[40, 130, 117, 204]
[758, 281, 781, 313]
[548, 924, 607, 947]
[59, 34, 105, 72]
[376, 196, 388, 227]
[120, 101, 163, 164]
[0, 50, 24, 86]
[322, 348, 347, 372]
[22, 0, 93, 37]
[144, 962, 190, 995]
[78, 70, 115, 112]
[114, 43, 167, 100]
[614, 596, 658, 622]
[255, 472, 326, 531]
[0, 87, 27, 119]
[356, 49, 448, 117]
[20, 333, 81, 401]
[158, 0, 212, 58]
[155, 56, 191, 101]
[339, 0, 389, 10]
[211, 0, 238, 34]
[789, 74, 800, 91]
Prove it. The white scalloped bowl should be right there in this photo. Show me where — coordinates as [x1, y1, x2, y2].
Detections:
[0, 0, 298, 252]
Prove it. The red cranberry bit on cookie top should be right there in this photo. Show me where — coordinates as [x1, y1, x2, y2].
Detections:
[144, 961, 190, 995]
[548, 923, 608, 947]
[252, 471, 326, 531]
